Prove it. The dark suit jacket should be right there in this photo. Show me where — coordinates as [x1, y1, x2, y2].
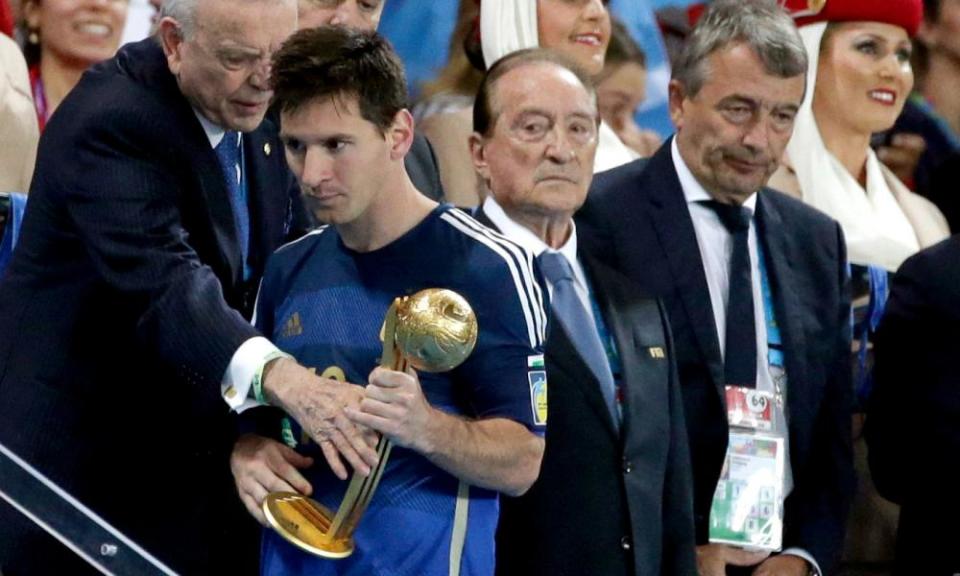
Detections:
[577, 141, 855, 574]
[474, 209, 697, 576]
[407, 132, 444, 201]
[867, 235, 960, 575]
[0, 38, 303, 575]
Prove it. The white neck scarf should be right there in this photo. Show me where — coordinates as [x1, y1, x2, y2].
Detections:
[786, 23, 919, 271]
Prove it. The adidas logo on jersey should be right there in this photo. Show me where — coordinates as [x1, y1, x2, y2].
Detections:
[282, 312, 303, 338]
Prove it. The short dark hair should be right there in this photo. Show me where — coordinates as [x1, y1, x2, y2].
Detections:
[270, 26, 408, 134]
[473, 48, 596, 136]
[924, 0, 941, 23]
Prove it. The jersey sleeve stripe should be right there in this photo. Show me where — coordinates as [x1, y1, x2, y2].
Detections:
[273, 225, 330, 254]
[440, 211, 545, 348]
[445, 209, 547, 343]
[250, 276, 265, 327]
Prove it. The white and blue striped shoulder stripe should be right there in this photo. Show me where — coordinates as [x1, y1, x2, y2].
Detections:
[252, 226, 330, 326]
[441, 209, 547, 348]
[274, 225, 330, 254]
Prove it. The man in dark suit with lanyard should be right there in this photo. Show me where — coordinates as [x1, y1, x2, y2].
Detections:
[0, 0, 380, 573]
[578, 2, 854, 575]
[467, 48, 696, 576]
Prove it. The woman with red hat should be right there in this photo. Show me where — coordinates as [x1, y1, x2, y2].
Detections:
[770, 0, 948, 271]
[421, 0, 637, 207]
[768, 1, 950, 573]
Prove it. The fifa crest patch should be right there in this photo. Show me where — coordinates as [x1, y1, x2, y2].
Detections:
[528, 370, 548, 426]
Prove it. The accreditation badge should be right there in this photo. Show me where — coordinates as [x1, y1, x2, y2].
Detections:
[725, 386, 776, 431]
[708, 431, 785, 552]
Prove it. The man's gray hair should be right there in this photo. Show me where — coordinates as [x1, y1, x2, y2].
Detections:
[159, 0, 294, 39]
[673, 0, 807, 97]
[160, 0, 199, 38]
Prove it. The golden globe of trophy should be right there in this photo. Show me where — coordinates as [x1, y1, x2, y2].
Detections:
[262, 288, 478, 558]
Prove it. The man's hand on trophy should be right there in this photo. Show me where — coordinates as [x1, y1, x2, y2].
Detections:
[230, 434, 314, 526]
[347, 366, 438, 453]
[261, 357, 380, 480]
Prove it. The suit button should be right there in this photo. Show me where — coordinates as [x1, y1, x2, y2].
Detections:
[620, 536, 631, 551]
[622, 458, 632, 474]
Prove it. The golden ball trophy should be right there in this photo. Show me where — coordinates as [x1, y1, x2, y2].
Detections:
[261, 288, 478, 558]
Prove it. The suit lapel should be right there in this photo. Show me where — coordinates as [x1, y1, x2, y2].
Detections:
[756, 193, 812, 428]
[244, 126, 286, 279]
[167, 83, 244, 287]
[474, 206, 620, 437]
[643, 145, 725, 392]
[583, 254, 644, 440]
[546, 315, 620, 438]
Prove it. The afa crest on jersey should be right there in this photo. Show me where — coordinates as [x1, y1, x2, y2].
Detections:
[528, 369, 547, 426]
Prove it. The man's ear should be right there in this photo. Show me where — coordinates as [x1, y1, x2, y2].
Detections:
[388, 109, 415, 161]
[667, 79, 687, 130]
[468, 132, 491, 182]
[158, 17, 186, 76]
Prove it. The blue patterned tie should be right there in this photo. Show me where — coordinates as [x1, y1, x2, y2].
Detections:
[214, 131, 250, 279]
[538, 251, 619, 425]
[701, 200, 757, 389]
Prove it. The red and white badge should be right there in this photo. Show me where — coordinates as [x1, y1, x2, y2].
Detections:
[725, 386, 775, 431]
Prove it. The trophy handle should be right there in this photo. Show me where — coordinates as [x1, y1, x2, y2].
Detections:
[328, 298, 405, 538]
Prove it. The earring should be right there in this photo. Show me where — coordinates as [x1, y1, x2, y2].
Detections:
[28, 30, 39, 45]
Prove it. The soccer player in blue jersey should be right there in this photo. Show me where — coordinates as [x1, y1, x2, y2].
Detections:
[229, 27, 548, 576]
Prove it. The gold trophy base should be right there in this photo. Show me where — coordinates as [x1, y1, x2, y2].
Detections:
[262, 492, 355, 559]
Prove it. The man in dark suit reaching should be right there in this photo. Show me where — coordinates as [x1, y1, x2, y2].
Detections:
[468, 48, 696, 576]
[0, 0, 380, 573]
[578, 1, 854, 575]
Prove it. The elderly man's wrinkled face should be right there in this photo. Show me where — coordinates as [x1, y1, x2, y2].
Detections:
[471, 63, 599, 222]
[297, 0, 383, 30]
[671, 42, 805, 205]
[162, 0, 297, 132]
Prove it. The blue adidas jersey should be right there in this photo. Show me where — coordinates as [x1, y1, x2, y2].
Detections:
[253, 204, 547, 576]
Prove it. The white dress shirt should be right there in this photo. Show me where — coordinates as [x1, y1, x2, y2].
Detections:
[481, 196, 592, 317]
[672, 140, 819, 573]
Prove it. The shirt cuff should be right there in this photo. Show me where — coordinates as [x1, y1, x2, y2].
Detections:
[221, 336, 283, 412]
[780, 548, 821, 576]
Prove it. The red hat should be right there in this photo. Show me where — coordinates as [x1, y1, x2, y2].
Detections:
[0, 0, 13, 38]
[783, 0, 924, 37]
[687, 3, 707, 27]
